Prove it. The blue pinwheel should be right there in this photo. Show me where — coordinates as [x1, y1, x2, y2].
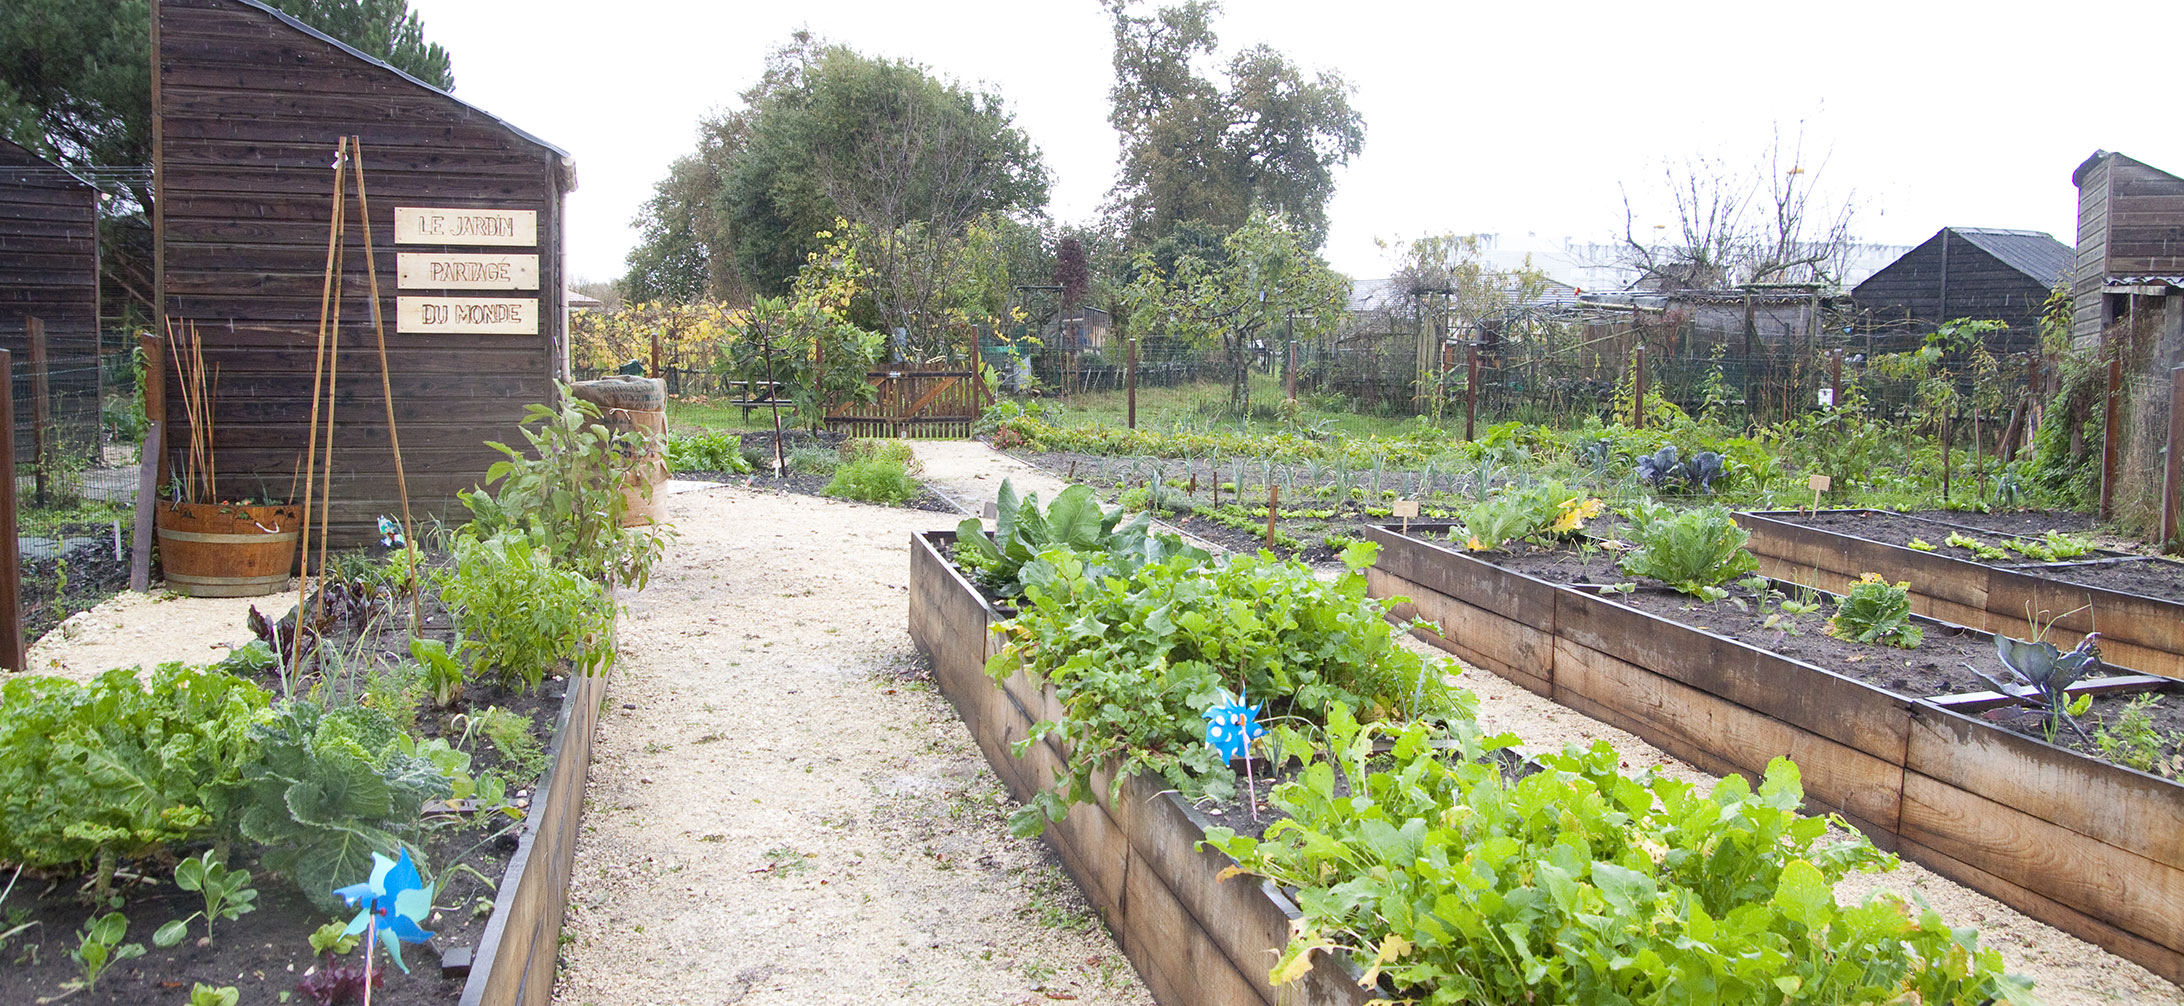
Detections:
[1201, 689, 1266, 763]
[377, 515, 406, 549]
[333, 848, 436, 973]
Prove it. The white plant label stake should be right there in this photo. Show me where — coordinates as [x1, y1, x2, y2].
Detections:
[1808, 473, 1832, 513]
[1392, 499, 1420, 534]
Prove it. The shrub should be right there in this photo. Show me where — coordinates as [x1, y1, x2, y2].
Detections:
[436, 532, 616, 691]
[457, 388, 671, 589]
[1617, 504, 1759, 600]
[954, 480, 1204, 599]
[821, 455, 923, 504]
[787, 446, 839, 476]
[664, 429, 752, 473]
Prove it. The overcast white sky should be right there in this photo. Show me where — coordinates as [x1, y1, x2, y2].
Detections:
[405, 0, 2182, 287]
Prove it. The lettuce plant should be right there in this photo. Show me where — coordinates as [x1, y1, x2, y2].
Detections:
[1616, 505, 1759, 600]
[1828, 573, 1923, 648]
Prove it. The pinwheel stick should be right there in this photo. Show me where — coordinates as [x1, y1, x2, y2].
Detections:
[1243, 743, 1259, 823]
[363, 914, 376, 1006]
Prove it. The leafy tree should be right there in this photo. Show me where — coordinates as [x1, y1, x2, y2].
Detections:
[717, 228, 883, 433]
[1103, 0, 1364, 251]
[1123, 209, 1348, 410]
[627, 32, 1050, 306]
[0, 0, 457, 317]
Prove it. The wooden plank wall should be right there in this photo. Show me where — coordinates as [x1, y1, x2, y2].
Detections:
[2072, 155, 2113, 348]
[0, 140, 103, 463]
[1851, 231, 2049, 351]
[155, 0, 569, 545]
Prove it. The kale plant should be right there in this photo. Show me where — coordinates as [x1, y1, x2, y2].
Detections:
[236, 702, 453, 911]
[1971, 633, 2103, 744]
[1634, 445, 1727, 494]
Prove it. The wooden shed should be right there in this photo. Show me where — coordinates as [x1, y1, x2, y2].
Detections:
[0, 138, 103, 468]
[153, 0, 575, 545]
[2070, 150, 2184, 357]
[1850, 227, 2072, 354]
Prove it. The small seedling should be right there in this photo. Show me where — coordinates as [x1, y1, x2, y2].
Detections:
[410, 636, 466, 707]
[308, 919, 361, 957]
[155, 850, 258, 947]
[190, 983, 242, 1006]
[71, 911, 144, 992]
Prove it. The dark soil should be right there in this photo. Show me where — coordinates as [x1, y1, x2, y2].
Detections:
[19, 516, 137, 644]
[1778, 510, 2184, 601]
[1473, 540, 2184, 774]
[0, 561, 565, 1005]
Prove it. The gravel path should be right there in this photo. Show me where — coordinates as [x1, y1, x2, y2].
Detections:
[552, 483, 1155, 1006]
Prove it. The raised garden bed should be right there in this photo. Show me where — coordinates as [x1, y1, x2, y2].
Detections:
[907, 530, 1370, 1006]
[0, 603, 607, 1006]
[1362, 522, 2184, 986]
[1742, 509, 2184, 679]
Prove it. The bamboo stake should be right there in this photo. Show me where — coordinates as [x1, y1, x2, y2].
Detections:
[315, 172, 347, 629]
[294, 137, 349, 672]
[347, 139, 422, 626]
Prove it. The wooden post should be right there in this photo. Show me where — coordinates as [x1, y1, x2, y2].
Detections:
[1285, 340, 1297, 402]
[1829, 349, 1844, 408]
[2163, 366, 2184, 551]
[1264, 484, 1279, 547]
[0, 349, 23, 671]
[1941, 413, 1952, 502]
[1632, 344, 1648, 429]
[649, 327, 662, 379]
[1126, 337, 1139, 430]
[2101, 343, 2123, 521]
[1465, 343, 1479, 441]
[25, 317, 50, 505]
[130, 423, 160, 591]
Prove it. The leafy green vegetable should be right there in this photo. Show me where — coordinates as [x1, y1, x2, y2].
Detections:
[1616, 504, 1760, 600]
[954, 479, 1205, 598]
[1975, 633, 2104, 744]
[1449, 480, 1602, 552]
[1829, 574, 1923, 649]
[2094, 695, 2180, 776]
[154, 850, 257, 947]
[1204, 705, 2037, 1006]
[1943, 531, 2011, 561]
[1906, 537, 1936, 551]
[72, 911, 143, 991]
[0, 665, 267, 888]
[663, 429, 752, 473]
[437, 531, 616, 691]
[235, 701, 453, 911]
[2002, 531, 2096, 563]
[990, 542, 1464, 836]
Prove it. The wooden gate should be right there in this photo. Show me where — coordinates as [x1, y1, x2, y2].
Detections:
[825, 368, 987, 438]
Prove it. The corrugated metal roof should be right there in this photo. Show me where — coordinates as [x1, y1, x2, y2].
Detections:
[1945, 228, 2073, 287]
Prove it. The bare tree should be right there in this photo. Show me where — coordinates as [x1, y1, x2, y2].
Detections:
[1618, 123, 1858, 292]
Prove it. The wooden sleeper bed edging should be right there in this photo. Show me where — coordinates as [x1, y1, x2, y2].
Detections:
[1362, 523, 2184, 987]
[458, 655, 612, 1006]
[1739, 509, 2184, 680]
[908, 530, 1372, 1006]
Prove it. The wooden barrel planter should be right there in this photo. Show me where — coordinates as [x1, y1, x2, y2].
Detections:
[908, 530, 1372, 1006]
[153, 501, 301, 597]
[1739, 509, 2184, 679]
[1361, 522, 2184, 986]
[571, 377, 667, 527]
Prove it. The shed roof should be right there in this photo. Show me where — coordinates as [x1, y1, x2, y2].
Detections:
[0, 137, 97, 190]
[1945, 228, 2073, 287]
[227, 0, 575, 185]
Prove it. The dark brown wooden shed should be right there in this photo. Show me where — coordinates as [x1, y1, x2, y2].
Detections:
[0, 138, 103, 468]
[153, 0, 575, 545]
[1849, 227, 2072, 354]
[2070, 150, 2184, 357]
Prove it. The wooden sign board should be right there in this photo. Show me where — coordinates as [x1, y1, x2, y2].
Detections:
[1390, 500, 1421, 519]
[394, 207, 537, 247]
[397, 297, 538, 335]
[1808, 474, 1832, 492]
[397, 253, 539, 291]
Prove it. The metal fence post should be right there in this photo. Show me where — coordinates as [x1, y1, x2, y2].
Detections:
[2101, 344, 2123, 521]
[2163, 365, 2184, 551]
[1126, 337, 1138, 430]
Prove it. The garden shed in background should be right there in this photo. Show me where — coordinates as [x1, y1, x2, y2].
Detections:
[1849, 226, 2072, 353]
[0, 138, 104, 469]
[153, 0, 576, 545]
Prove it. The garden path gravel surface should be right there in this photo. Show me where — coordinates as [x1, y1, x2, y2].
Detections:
[551, 481, 1156, 1006]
